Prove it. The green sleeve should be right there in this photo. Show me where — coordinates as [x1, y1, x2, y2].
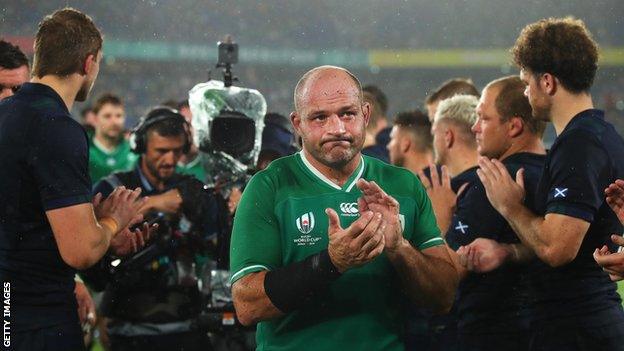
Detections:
[229, 172, 282, 284]
[409, 175, 444, 250]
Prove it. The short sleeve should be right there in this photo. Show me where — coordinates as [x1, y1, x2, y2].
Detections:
[229, 172, 282, 284]
[545, 132, 611, 222]
[410, 176, 444, 250]
[30, 116, 92, 210]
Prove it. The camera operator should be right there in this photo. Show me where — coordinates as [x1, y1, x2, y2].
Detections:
[83, 106, 223, 351]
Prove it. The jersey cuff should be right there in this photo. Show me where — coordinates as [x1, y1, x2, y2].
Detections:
[229, 264, 271, 285]
[416, 237, 445, 250]
[43, 193, 92, 211]
[546, 203, 593, 223]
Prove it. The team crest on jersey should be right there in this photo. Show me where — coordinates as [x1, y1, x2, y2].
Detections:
[296, 212, 315, 234]
[339, 202, 358, 217]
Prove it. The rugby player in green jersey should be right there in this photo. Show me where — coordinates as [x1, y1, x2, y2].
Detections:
[89, 93, 138, 184]
[230, 66, 459, 350]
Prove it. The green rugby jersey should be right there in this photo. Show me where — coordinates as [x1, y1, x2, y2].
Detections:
[89, 137, 138, 184]
[230, 152, 443, 351]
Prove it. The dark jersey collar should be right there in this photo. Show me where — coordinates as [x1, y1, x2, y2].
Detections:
[17, 82, 69, 114]
[453, 165, 479, 182]
[451, 165, 479, 193]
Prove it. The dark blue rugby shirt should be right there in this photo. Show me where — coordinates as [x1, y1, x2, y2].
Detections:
[531, 109, 624, 323]
[0, 83, 91, 331]
[446, 153, 544, 333]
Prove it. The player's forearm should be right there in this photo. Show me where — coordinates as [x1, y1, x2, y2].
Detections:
[233, 250, 342, 325]
[57, 226, 111, 270]
[50, 207, 115, 270]
[502, 204, 565, 265]
[501, 204, 546, 254]
[75, 222, 114, 269]
[232, 272, 284, 326]
[387, 239, 458, 313]
[91, 223, 114, 252]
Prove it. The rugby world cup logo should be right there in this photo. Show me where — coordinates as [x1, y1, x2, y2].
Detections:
[296, 212, 315, 234]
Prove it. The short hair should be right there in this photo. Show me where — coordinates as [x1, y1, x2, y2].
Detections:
[294, 65, 362, 112]
[146, 116, 186, 140]
[486, 76, 546, 137]
[0, 40, 29, 70]
[394, 110, 432, 152]
[512, 17, 598, 93]
[161, 99, 179, 109]
[425, 78, 480, 105]
[363, 91, 385, 133]
[32, 8, 103, 78]
[434, 94, 478, 144]
[363, 85, 388, 115]
[93, 93, 123, 114]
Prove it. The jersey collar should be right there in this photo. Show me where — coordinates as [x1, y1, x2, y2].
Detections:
[135, 165, 154, 192]
[297, 151, 365, 192]
[92, 136, 121, 155]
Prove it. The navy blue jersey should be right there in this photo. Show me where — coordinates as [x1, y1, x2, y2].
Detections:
[362, 127, 391, 163]
[450, 166, 478, 194]
[446, 153, 545, 334]
[0, 83, 91, 331]
[531, 109, 624, 323]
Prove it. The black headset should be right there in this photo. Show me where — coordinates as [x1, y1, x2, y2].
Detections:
[129, 106, 192, 154]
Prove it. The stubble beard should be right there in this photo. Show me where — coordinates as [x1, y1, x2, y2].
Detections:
[306, 138, 361, 170]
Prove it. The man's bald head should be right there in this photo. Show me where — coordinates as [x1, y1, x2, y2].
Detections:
[293, 65, 363, 113]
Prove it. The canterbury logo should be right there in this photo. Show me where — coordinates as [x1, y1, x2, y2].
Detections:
[296, 212, 315, 234]
[340, 202, 358, 215]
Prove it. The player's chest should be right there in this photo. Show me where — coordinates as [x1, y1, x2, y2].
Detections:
[275, 193, 412, 261]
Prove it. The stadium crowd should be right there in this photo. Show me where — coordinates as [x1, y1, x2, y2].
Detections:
[4, 1, 624, 48]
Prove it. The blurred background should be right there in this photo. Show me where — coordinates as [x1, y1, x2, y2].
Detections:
[2, 0, 623, 143]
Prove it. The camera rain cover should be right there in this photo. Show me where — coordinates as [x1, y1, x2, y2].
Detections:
[188, 80, 267, 182]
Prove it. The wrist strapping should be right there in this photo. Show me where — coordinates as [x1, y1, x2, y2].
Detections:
[264, 249, 341, 313]
[99, 217, 119, 236]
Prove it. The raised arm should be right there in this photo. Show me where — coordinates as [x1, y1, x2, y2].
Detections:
[477, 157, 590, 267]
[357, 179, 458, 312]
[232, 209, 385, 325]
[47, 187, 147, 269]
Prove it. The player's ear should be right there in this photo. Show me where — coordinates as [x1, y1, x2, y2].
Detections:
[540, 73, 557, 96]
[400, 135, 411, 153]
[444, 128, 454, 149]
[361, 101, 371, 127]
[83, 50, 99, 76]
[290, 111, 302, 136]
[507, 116, 524, 138]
